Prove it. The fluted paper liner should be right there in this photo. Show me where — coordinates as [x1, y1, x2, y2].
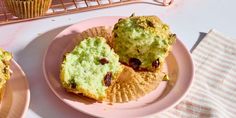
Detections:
[68, 26, 166, 103]
[75, 26, 113, 45]
[4, 0, 52, 18]
[106, 66, 165, 103]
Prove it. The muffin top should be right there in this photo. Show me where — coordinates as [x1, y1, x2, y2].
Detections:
[0, 48, 12, 89]
[113, 15, 176, 71]
[60, 37, 123, 100]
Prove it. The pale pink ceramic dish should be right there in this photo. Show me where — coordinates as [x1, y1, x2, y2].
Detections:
[0, 60, 30, 118]
[43, 16, 194, 117]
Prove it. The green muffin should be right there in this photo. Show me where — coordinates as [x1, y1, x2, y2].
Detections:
[0, 48, 12, 101]
[113, 15, 176, 71]
[60, 37, 123, 101]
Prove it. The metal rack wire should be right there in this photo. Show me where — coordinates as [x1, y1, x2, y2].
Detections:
[0, 0, 173, 25]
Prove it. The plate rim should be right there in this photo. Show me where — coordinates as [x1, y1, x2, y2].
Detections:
[43, 16, 194, 117]
[0, 59, 30, 118]
[12, 60, 30, 118]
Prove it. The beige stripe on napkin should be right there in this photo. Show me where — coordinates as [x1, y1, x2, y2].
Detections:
[152, 29, 236, 118]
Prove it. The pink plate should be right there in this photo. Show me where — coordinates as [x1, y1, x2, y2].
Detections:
[43, 16, 194, 117]
[0, 60, 30, 118]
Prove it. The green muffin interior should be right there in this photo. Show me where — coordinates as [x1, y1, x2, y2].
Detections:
[113, 15, 176, 71]
[60, 37, 122, 100]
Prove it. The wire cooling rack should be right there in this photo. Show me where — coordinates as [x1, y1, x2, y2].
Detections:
[0, 0, 173, 25]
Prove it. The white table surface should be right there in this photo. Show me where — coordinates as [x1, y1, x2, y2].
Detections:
[0, 0, 235, 117]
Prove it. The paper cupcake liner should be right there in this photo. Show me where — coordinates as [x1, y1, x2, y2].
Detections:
[75, 26, 113, 46]
[4, 0, 52, 18]
[106, 66, 165, 103]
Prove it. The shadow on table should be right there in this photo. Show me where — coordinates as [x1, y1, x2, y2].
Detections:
[16, 26, 94, 118]
[190, 32, 207, 53]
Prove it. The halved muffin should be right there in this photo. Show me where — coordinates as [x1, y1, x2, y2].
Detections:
[60, 37, 123, 101]
[112, 15, 176, 71]
[0, 48, 12, 101]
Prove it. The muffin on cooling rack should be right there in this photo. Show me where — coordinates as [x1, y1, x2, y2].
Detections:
[0, 48, 12, 102]
[112, 14, 176, 72]
[60, 37, 123, 101]
[4, 0, 52, 18]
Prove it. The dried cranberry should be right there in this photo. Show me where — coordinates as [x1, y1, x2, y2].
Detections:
[99, 58, 109, 65]
[104, 72, 112, 87]
[152, 59, 160, 68]
[71, 83, 76, 89]
[71, 82, 76, 89]
[129, 58, 141, 70]
[70, 79, 76, 89]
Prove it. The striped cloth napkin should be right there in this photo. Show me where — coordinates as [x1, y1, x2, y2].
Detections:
[153, 29, 236, 118]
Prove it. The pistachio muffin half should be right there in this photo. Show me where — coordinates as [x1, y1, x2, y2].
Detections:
[0, 48, 12, 101]
[60, 37, 123, 101]
[113, 15, 176, 71]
